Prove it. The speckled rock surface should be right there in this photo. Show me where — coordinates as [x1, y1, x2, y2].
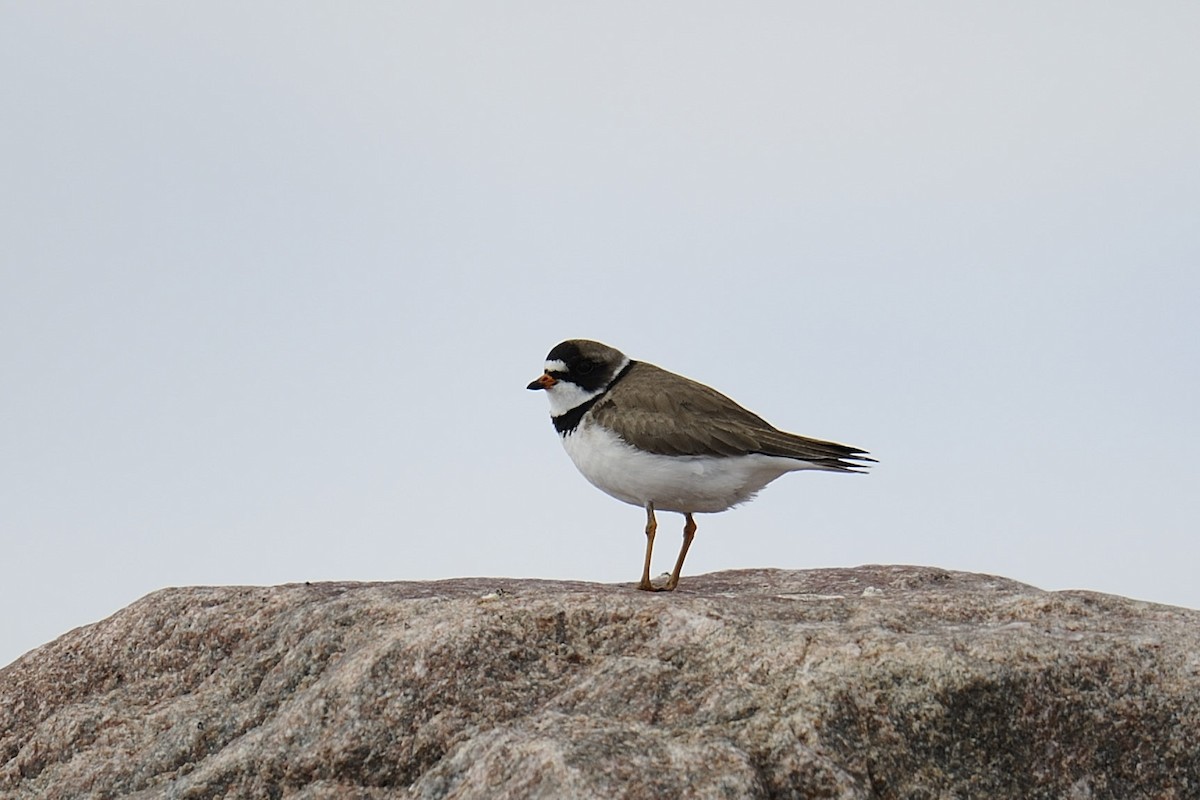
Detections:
[2, 567, 1198, 799]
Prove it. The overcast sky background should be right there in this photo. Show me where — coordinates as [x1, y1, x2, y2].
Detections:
[3, 3, 1198, 668]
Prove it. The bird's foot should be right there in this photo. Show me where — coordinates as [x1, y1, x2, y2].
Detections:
[636, 576, 678, 592]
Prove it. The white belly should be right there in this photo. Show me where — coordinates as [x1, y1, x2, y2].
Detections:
[560, 420, 818, 514]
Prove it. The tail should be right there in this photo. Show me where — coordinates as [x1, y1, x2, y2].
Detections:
[755, 430, 876, 473]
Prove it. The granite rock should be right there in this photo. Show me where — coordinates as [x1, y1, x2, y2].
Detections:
[2, 566, 1199, 799]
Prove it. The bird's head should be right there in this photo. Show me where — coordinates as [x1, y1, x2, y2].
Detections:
[527, 339, 630, 415]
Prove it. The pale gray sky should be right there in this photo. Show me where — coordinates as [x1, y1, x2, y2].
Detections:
[3, 3, 1198, 667]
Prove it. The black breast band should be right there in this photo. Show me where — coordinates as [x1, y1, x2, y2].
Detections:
[551, 360, 635, 435]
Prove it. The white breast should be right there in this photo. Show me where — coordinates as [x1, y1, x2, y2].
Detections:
[561, 419, 817, 514]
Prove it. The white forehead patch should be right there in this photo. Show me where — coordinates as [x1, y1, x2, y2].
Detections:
[544, 359, 568, 373]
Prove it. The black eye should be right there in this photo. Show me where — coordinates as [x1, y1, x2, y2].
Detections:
[575, 360, 595, 375]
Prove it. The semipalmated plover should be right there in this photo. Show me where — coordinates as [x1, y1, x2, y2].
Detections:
[528, 339, 873, 591]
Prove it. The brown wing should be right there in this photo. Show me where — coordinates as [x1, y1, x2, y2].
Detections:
[591, 362, 874, 472]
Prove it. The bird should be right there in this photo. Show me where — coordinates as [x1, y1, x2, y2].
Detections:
[527, 339, 873, 592]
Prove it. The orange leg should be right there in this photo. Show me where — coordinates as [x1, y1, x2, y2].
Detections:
[637, 503, 657, 591]
[663, 513, 697, 591]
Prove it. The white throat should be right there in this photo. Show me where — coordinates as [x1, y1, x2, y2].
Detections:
[544, 356, 629, 417]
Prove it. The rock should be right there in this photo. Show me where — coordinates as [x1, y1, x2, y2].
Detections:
[1, 566, 1198, 799]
